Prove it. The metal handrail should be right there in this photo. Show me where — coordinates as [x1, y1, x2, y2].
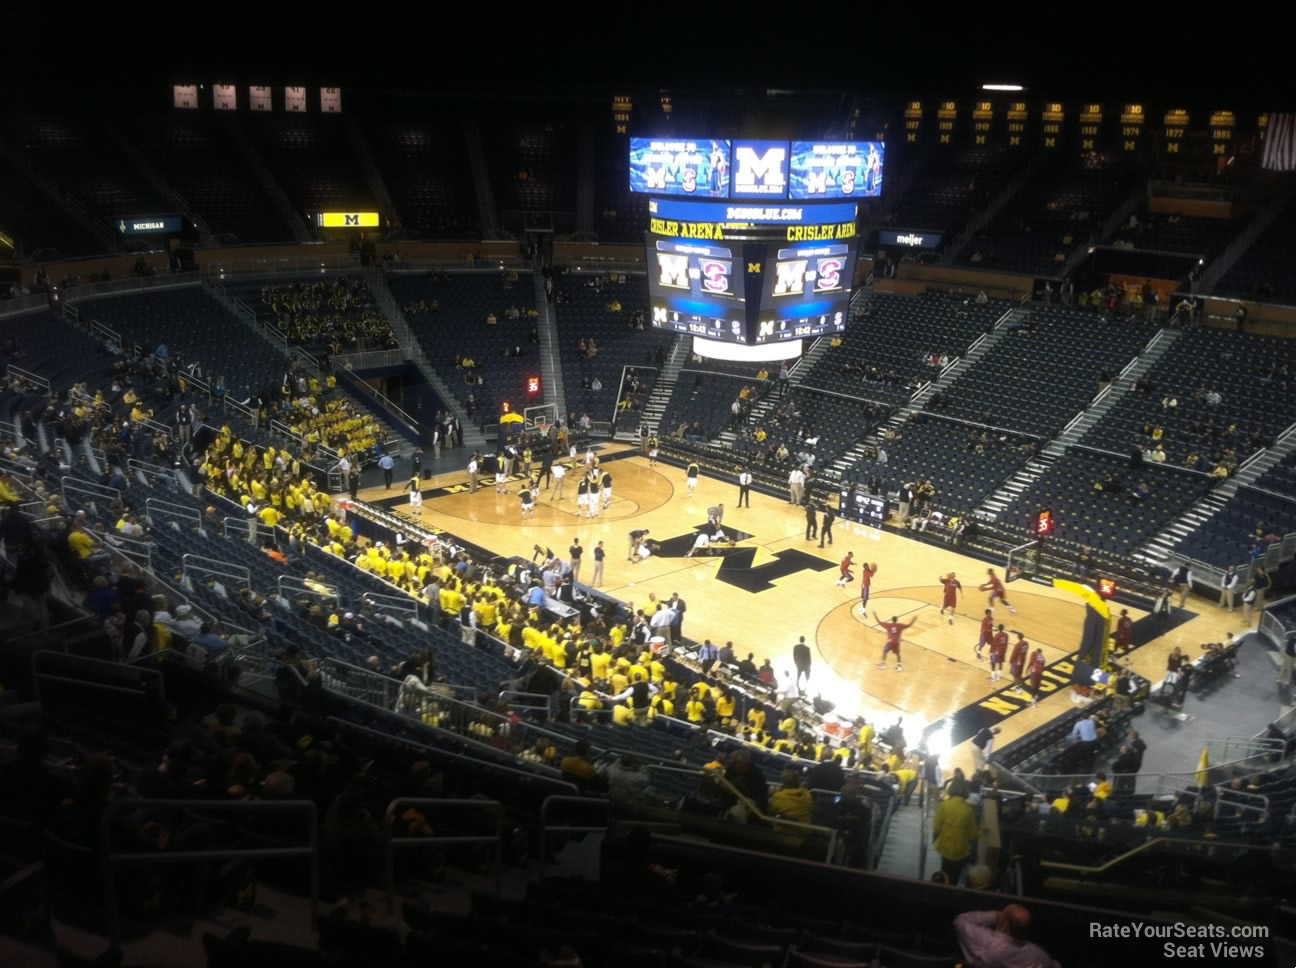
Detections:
[918, 778, 931, 878]
[8, 614, 101, 650]
[181, 553, 250, 589]
[569, 695, 617, 719]
[222, 516, 276, 543]
[500, 690, 553, 714]
[60, 474, 120, 509]
[383, 798, 503, 909]
[358, 590, 419, 619]
[708, 770, 840, 862]
[89, 527, 153, 572]
[1038, 836, 1284, 875]
[32, 649, 165, 706]
[268, 418, 341, 461]
[145, 498, 204, 531]
[5, 364, 50, 390]
[539, 795, 612, 867]
[126, 458, 174, 482]
[87, 318, 121, 346]
[100, 799, 319, 954]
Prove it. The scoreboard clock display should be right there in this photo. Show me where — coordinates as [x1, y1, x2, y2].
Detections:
[647, 238, 747, 343]
[643, 199, 858, 346]
[752, 241, 855, 343]
[839, 486, 888, 527]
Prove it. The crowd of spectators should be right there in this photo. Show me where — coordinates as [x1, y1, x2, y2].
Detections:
[260, 275, 399, 353]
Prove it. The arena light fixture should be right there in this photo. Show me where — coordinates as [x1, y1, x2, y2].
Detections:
[982, 83, 1024, 92]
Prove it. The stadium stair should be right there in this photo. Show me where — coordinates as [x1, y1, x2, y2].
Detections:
[574, 121, 596, 239]
[1059, 185, 1147, 280]
[463, 119, 500, 239]
[0, 140, 116, 254]
[873, 800, 924, 878]
[368, 267, 489, 451]
[942, 151, 1048, 264]
[342, 113, 400, 224]
[200, 280, 414, 455]
[710, 336, 830, 451]
[218, 113, 311, 243]
[977, 323, 1180, 518]
[100, 115, 212, 243]
[638, 335, 687, 436]
[1048, 327, 1182, 450]
[1137, 418, 1296, 568]
[533, 267, 568, 416]
[791, 333, 833, 377]
[823, 302, 1016, 483]
[978, 451, 1061, 517]
[855, 142, 933, 244]
[908, 302, 1017, 409]
[1200, 191, 1296, 293]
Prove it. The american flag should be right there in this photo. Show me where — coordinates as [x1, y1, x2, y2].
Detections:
[1261, 113, 1296, 171]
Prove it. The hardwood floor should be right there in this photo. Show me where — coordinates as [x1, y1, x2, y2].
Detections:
[354, 447, 1244, 775]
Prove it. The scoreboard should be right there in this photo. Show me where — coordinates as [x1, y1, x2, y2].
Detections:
[839, 486, 888, 527]
[628, 138, 731, 196]
[644, 198, 857, 345]
[789, 141, 884, 199]
[647, 239, 746, 342]
[755, 242, 851, 343]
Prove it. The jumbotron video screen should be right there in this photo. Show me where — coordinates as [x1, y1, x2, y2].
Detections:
[643, 198, 860, 345]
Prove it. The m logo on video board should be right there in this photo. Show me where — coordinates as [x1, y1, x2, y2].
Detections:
[656, 253, 690, 290]
[773, 260, 807, 296]
[732, 142, 788, 197]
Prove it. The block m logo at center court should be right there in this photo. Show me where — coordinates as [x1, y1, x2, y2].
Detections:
[716, 547, 834, 593]
[655, 526, 833, 593]
[733, 143, 788, 196]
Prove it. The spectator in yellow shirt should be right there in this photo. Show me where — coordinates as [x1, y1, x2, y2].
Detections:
[1092, 773, 1112, 800]
[68, 525, 96, 559]
[685, 689, 707, 723]
[769, 770, 813, 825]
[932, 777, 979, 882]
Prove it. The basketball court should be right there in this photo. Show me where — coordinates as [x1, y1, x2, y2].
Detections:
[354, 445, 1241, 775]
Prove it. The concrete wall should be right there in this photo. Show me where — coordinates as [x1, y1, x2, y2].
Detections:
[19, 252, 169, 288]
[374, 240, 520, 263]
[897, 263, 1035, 300]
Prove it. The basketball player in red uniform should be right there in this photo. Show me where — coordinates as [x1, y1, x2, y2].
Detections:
[988, 623, 1008, 680]
[979, 568, 1016, 615]
[1113, 608, 1133, 655]
[938, 572, 962, 625]
[836, 551, 856, 587]
[858, 561, 879, 607]
[873, 612, 914, 672]
[1028, 648, 1046, 706]
[975, 609, 994, 661]
[1009, 632, 1029, 695]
